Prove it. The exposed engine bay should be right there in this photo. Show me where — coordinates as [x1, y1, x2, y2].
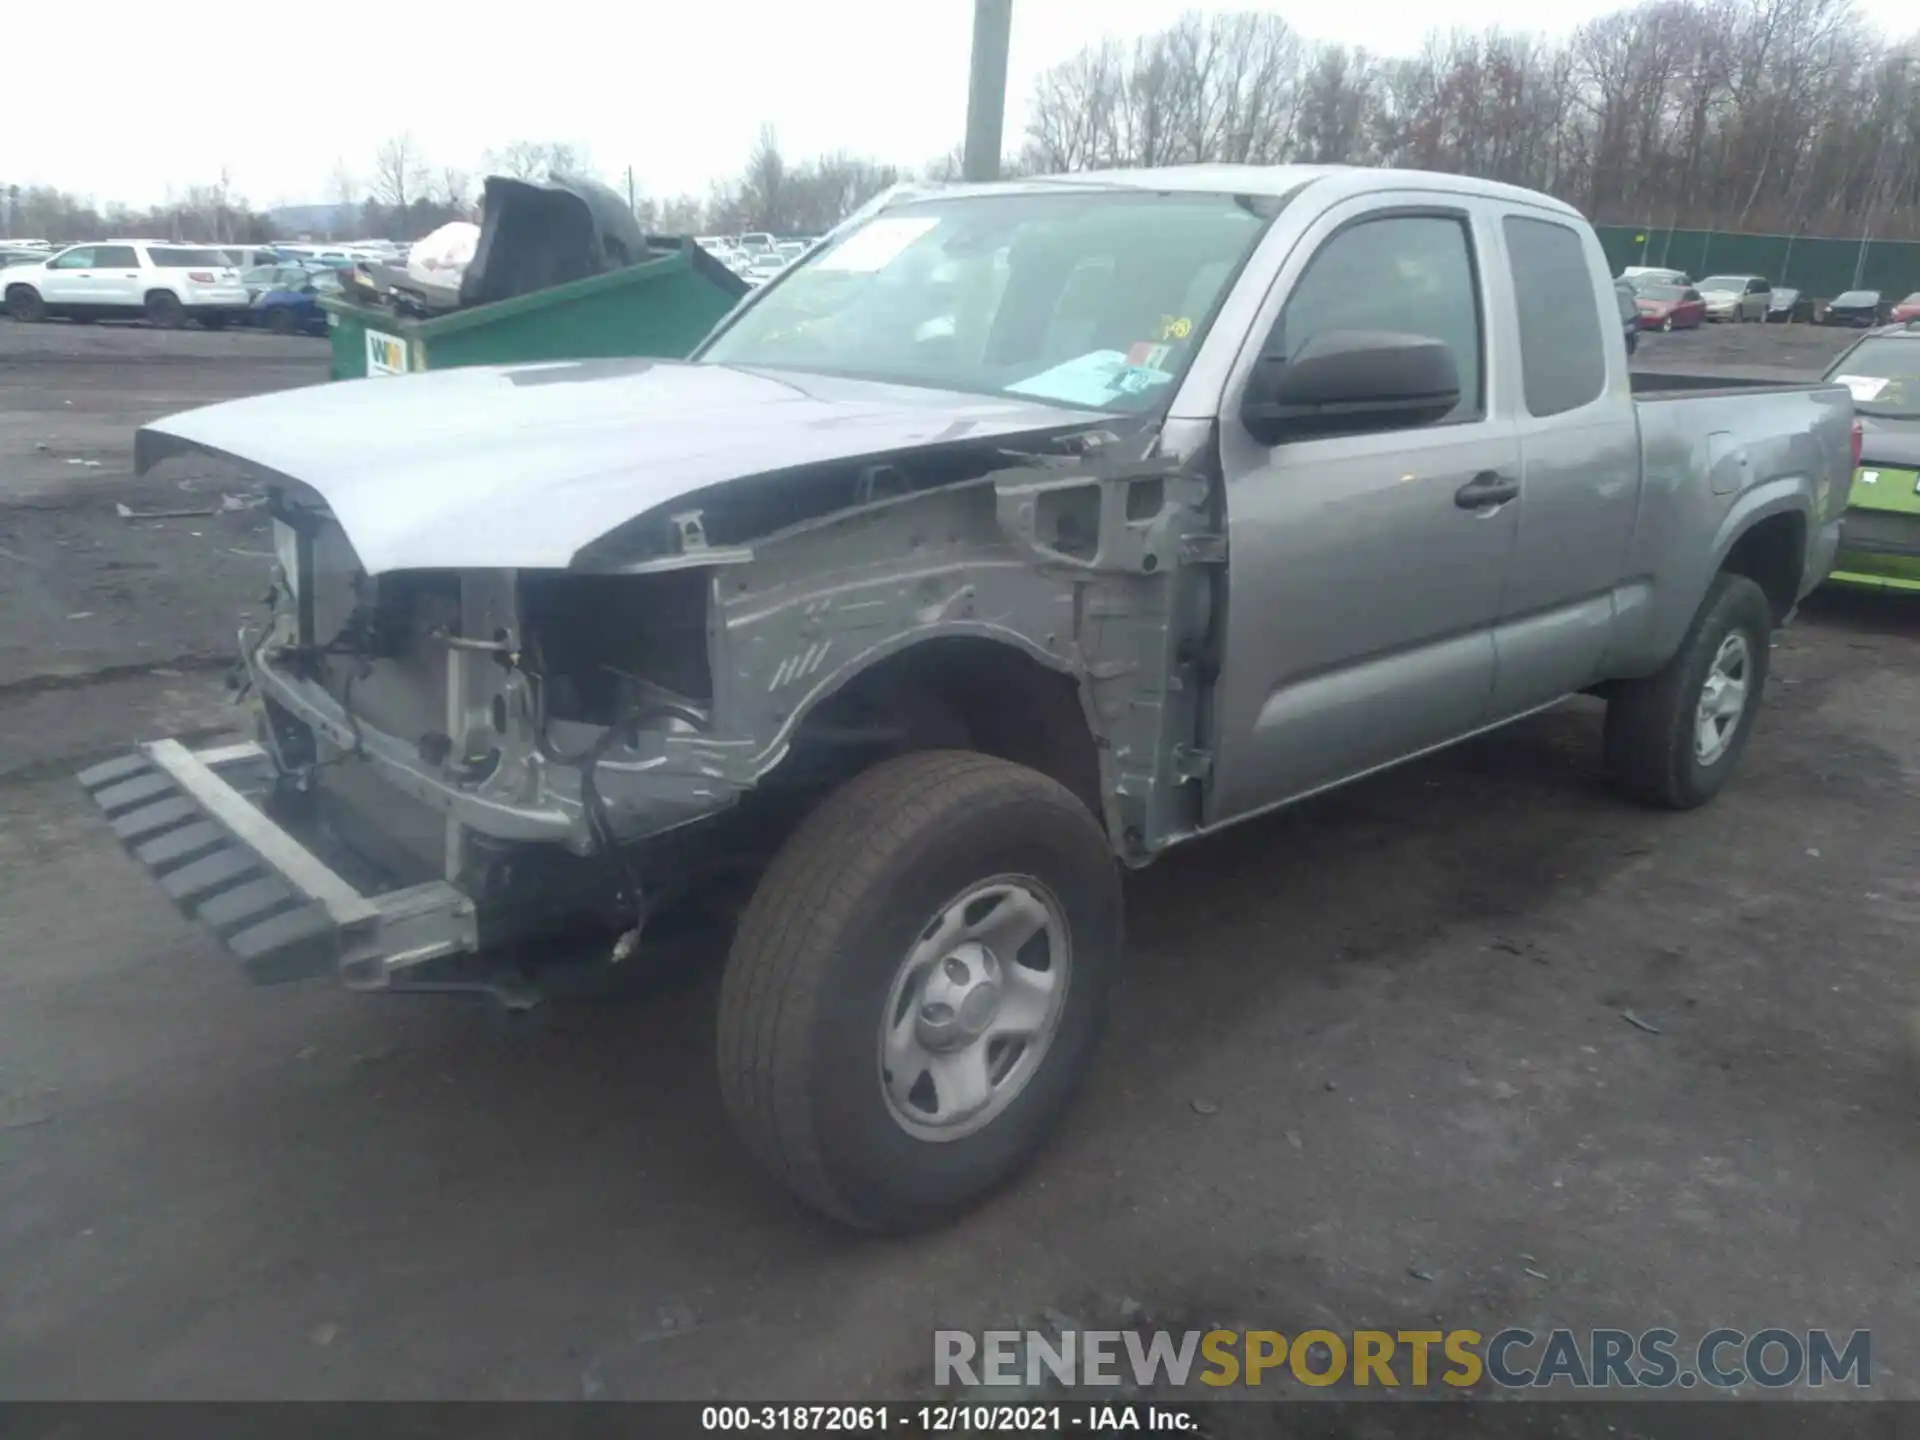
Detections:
[237, 418, 1217, 990]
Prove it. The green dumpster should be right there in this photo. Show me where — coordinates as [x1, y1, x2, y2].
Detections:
[319, 244, 744, 382]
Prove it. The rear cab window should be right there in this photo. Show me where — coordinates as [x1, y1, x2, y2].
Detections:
[1502, 214, 1605, 418]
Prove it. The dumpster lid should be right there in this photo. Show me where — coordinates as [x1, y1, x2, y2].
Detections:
[459, 173, 648, 308]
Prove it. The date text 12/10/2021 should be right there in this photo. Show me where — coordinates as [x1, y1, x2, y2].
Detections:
[700, 1404, 1197, 1433]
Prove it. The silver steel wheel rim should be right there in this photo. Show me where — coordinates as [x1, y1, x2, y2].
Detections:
[877, 875, 1071, 1143]
[1695, 631, 1751, 765]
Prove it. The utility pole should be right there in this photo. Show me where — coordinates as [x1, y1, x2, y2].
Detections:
[962, 0, 1014, 182]
[626, 165, 637, 219]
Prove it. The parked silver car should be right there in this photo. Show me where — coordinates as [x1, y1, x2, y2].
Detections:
[1696, 273, 1772, 322]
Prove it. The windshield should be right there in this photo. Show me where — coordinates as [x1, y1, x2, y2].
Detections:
[1828, 338, 1920, 418]
[1639, 285, 1688, 303]
[1697, 276, 1743, 291]
[1833, 291, 1877, 306]
[700, 189, 1278, 414]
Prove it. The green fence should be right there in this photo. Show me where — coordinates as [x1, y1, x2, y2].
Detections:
[1596, 225, 1920, 298]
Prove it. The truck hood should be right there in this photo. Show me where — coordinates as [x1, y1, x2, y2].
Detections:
[135, 358, 1106, 574]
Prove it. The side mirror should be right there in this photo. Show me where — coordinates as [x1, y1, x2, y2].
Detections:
[1241, 330, 1461, 444]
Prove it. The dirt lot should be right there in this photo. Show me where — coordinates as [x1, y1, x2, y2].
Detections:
[1, 317, 1917, 1409]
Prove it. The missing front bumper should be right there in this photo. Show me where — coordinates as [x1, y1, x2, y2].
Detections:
[78, 740, 477, 988]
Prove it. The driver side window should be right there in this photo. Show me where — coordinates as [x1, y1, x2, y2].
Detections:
[1265, 214, 1484, 424]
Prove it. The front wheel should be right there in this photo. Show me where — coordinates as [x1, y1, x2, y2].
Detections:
[1603, 573, 1772, 810]
[717, 751, 1122, 1232]
[5, 285, 46, 322]
[1661, 315, 1674, 332]
[265, 306, 297, 335]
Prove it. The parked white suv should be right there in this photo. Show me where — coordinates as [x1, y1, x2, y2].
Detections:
[2, 241, 251, 329]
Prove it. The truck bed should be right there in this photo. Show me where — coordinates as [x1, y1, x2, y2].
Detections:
[1631, 369, 1830, 398]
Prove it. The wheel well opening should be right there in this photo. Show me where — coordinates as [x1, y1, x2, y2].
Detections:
[788, 638, 1105, 822]
[1721, 513, 1805, 622]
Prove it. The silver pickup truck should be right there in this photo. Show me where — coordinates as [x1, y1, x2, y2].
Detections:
[85, 165, 1855, 1231]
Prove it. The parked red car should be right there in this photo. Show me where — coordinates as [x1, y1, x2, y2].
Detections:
[1892, 292, 1920, 323]
[1634, 283, 1707, 331]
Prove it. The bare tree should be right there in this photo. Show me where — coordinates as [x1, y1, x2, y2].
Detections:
[1012, 0, 1920, 239]
[739, 125, 788, 230]
[439, 167, 472, 214]
[373, 132, 426, 212]
[483, 141, 593, 183]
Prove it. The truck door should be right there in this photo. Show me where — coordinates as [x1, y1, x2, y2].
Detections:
[1481, 210, 1642, 718]
[1205, 195, 1521, 825]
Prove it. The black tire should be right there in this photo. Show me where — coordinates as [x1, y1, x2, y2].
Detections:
[265, 306, 297, 336]
[144, 291, 185, 329]
[1603, 572, 1772, 810]
[5, 285, 45, 322]
[717, 750, 1122, 1232]
[200, 312, 228, 331]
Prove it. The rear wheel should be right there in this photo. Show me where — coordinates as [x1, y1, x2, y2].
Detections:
[1604, 573, 1772, 810]
[5, 285, 45, 322]
[717, 751, 1122, 1232]
[265, 306, 297, 336]
[144, 291, 185, 329]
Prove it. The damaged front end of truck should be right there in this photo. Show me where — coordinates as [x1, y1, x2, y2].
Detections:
[83, 369, 1223, 1004]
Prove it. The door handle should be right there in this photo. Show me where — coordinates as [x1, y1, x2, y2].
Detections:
[1455, 470, 1520, 509]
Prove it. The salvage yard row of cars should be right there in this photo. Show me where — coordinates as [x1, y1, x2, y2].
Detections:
[1618, 264, 1920, 328]
[73, 165, 1914, 1236]
[0, 238, 388, 332]
[696, 232, 819, 286]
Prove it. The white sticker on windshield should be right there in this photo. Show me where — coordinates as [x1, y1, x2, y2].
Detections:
[1007, 350, 1175, 407]
[814, 217, 939, 273]
[1835, 374, 1889, 401]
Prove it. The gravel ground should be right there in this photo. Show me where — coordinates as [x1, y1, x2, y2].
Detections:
[1, 316, 1917, 1412]
[1627, 315, 1860, 380]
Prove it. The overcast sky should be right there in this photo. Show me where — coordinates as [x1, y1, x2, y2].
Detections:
[4, 0, 1913, 210]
